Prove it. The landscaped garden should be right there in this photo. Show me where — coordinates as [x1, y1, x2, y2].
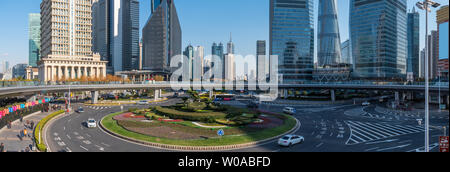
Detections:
[101, 91, 297, 147]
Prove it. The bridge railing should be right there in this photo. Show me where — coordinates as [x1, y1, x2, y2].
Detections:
[0, 81, 448, 88]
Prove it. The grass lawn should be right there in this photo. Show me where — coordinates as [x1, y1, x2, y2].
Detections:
[101, 112, 297, 147]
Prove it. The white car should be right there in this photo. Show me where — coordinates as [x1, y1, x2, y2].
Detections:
[87, 118, 97, 128]
[362, 101, 371, 106]
[278, 135, 304, 147]
[137, 100, 149, 105]
[283, 107, 297, 115]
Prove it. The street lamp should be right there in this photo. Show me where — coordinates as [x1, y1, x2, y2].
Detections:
[416, 0, 440, 152]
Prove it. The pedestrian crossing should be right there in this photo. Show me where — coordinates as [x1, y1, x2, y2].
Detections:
[345, 121, 427, 145]
[86, 106, 112, 110]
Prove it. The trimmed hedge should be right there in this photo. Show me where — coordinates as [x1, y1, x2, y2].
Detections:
[153, 106, 227, 122]
[34, 110, 65, 152]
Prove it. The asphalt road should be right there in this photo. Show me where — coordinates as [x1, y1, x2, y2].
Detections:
[45, 98, 449, 152]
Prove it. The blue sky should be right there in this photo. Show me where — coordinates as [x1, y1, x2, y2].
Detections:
[0, 0, 448, 67]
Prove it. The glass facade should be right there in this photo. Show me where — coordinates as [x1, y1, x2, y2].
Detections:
[350, 0, 407, 79]
[341, 39, 352, 65]
[318, 0, 341, 67]
[407, 10, 420, 78]
[270, 0, 315, 83]
[29, 13, 40, 67]
[142, 0, 182, 73]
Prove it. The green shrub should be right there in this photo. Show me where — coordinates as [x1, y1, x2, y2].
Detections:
[153, 106, 227, 122]
[34, 110, 65, 152]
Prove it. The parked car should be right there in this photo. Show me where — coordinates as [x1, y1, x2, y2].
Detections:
[278, 135, 304, 147]
[283, 107, 296, 115]
[87, 118, 97, 128]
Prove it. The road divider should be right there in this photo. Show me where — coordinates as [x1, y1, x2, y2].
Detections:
[34, 110, 65, 152]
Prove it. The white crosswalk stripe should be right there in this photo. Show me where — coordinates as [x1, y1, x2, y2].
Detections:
[345, 121, 427, 145]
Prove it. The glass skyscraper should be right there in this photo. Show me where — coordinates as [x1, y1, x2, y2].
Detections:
[407, 8, 420, 79]
[92, 0, 140, 74]
[29, 13, 40, 67]
[270, 0, 315, 83]
[318, 0, 341, 67]
[350, 0, 407, 79]
[142, 0, 182, 74]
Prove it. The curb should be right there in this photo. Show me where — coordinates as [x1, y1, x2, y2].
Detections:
[99, 114, 300, 152]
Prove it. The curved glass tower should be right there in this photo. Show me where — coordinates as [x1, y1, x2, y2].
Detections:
[318, 0, 341, 67]
[350, 0, 407, 79]
[270, 0, 315, 83]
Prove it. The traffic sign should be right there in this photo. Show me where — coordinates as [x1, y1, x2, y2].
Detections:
[217, 129, 224, 137]
[439, 136, 449, 152]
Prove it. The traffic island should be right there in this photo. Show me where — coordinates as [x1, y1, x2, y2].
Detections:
[99, 105, 299, 151]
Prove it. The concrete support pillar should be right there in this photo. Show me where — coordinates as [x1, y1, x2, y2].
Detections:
[91, 91, 99, 104]
[331, 90, 336, 102]
[395, 92, 400, 105]
[283, 89, 288, 99]
[159, 89, 162, 98]
[209, 90, 214, 99]
[154, 89, 160, 101]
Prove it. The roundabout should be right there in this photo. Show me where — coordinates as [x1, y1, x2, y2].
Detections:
[99, 102, 299, 151]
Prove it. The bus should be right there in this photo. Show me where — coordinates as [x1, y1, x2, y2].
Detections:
[214, 94, 235, 101]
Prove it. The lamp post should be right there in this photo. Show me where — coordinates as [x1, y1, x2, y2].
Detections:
[416, 0, 441, 152]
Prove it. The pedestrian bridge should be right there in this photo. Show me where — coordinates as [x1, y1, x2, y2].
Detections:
[0, 81, 448, 98]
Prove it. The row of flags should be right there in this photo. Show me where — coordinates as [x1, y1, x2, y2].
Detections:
[0, 98, 51, 120]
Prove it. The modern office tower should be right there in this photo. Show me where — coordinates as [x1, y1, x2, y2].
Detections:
[270, 0, 315, 83]
[407, 8, 420, 79]
[29, 13, 41, 67]
[193, 46, 204, 81]
[0, 60, 9, 74]
[12, 64, 28, 79]
[142, 0, 182, 74]
[420, 48, 426, 78]
[256, 40, 266, 81]
[437, 6, 449, 78]
[341, 39, 352, 65]
[212, 42, 224, 81]
[183, 45, 194, 80]
[318, 0, 341, 67]
[224, 53, 235, 82]
[428, 31, 439, 79]
[350, 0, 407, 79]
[227, 34, 235, 54]
[92, 0, 140, 74]
[39, 0, 107, 82]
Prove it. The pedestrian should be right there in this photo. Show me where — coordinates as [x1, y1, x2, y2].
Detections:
[23, 128, 28, 138]
[30, 121, 34, 130]
[25, 147, 30, 152]
[19, 130, 24, 141]
[7, 121, 11, 129]
[0, 143, 5, 152]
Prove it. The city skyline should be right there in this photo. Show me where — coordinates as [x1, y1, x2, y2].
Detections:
[0, 0, 448, 67]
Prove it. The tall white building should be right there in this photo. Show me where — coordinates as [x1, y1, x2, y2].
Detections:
[39, 0, 107, 82]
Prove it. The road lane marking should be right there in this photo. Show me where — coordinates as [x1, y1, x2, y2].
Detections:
[66, 135, 71, 140]
[365, 139, 398, 145]
[352, 121, 395, 137]
[364, 147, 380, 152]
[347, 121, 386, 139]
[375, 144, 411, 152]
[80, 145, 89, 151]
[315, 143, 324, 148]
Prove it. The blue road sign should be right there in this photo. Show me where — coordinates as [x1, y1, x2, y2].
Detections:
[217, 129, 224, 136]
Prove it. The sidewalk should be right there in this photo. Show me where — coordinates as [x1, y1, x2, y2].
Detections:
[0, 111, 52, 152]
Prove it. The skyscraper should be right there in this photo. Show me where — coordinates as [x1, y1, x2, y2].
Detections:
[257, 40, 266, 81]
[142, 0, 182, 74]
[212, 42, 224, 81]
[437, 6, 449, 78]
[341, 39, 352, 65]
[270, 0, 315, 83]
[92, 0, 140, 74]
[318, 0, 341, 67]
[227, 34, 235, 54]
[183, 45, 194, 80]
[39, 0, 107, 82]
[350, 0, 407, 79]
[407, 8, 420, 79]
[428, 31, 439, 79]
[12, 64, 28, 79]
[29, 13, 41, 67]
